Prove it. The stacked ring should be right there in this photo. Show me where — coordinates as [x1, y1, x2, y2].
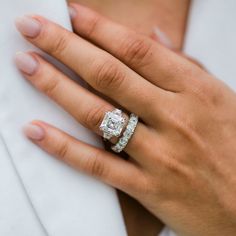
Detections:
[100, 108, 139, 153]
[111, 113, 138, 153]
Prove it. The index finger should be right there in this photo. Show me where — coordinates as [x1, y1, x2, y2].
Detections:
[15, 15, 167, 122]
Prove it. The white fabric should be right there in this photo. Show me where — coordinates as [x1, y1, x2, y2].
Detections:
[160, 0, 236, 235]
[1, 0, 236, 235]
[0, 1, 126, 236]
[159, 227, 177, 236]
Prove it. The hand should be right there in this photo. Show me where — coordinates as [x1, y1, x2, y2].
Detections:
[15, 4, 236, 236]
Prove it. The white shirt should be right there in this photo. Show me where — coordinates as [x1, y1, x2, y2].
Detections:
[0, 0, 235, 235]
[0, 1, 126, 235]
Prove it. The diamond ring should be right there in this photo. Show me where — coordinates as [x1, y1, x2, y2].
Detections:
[99, 109, 126, 140]
[111, 113, 138, 153]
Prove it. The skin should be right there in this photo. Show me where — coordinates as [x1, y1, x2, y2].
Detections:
[67, 0, 190, 50]
[66, 1, 190, 235]
[14, 3, 236, 236]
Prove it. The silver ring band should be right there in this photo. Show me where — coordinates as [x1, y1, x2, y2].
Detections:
[111, 113, 138, 153]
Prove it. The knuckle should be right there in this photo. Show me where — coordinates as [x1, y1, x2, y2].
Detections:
[132, 175, 153, 197]
[85, 151, 106, 178]
[168, 112, 205, 148]
[83, 105, 110, 130]
[93, 59, 125, 91]
[55, 138, 70, 160]
[194, 80, 211, 99]
[191, 77, 223, 107]
[203, 80, 224, 106]
[38, 75, 59, 97]
[173, 117, 195, 139]
[165, 109, 197, 140]
[83, 13, 102, 37]
[47, 32, 71, 57]
[120, 35, 152, 66]
[164, 159, 187, 177]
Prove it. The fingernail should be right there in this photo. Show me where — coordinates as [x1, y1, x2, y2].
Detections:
[68, 6, 77, 19]
[14, 52, 39, 75]
[153, 27, 173, 49]
[23, 123, 45, 141]
[15, 16, 42, 38]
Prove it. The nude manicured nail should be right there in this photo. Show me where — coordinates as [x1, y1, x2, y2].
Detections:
[68, 6, 77, 19]
[153, 27, 173, 49]
[23, 124, 45, 141]
[15, 52, 38, 75]
[15, 16, 42, 37]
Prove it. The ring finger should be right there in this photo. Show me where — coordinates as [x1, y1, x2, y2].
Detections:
[15, 15, 170, 123]
[15, 52, 152, 161]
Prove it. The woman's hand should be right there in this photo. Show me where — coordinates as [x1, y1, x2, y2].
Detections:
[15, 4, 236, 236]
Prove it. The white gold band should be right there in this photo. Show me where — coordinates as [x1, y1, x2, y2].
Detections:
[111, 113, 138, 153]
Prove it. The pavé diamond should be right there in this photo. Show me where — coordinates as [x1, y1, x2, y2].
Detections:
[111, 113, 138, 153]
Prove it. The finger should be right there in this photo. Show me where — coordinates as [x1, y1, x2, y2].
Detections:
[15, 15, 167, 121]
[15, 52, 152, 162]
[150, 27, 174, 49]
[176, 53, 206, 71]
[23, 121, 146, 196]
[151, 28, 206, 70]
[69, 3, 194, 92]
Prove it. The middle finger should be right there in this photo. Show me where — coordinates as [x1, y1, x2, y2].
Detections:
[14, 52, 152, 161]
[15, 15, 169, 122]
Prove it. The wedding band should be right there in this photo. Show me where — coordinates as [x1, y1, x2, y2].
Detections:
[111, 113, 138, 153]
[99, 109, 126, 140]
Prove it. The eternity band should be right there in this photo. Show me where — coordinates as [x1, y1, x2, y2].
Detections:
[111, 113, 138, 153]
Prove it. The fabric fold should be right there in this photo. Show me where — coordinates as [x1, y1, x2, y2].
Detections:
[0, 1, 127, 235]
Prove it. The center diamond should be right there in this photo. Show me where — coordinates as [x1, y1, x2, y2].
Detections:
[100, 109, 125, 138]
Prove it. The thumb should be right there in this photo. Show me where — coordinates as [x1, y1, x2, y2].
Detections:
[151, 27, 206, 70]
